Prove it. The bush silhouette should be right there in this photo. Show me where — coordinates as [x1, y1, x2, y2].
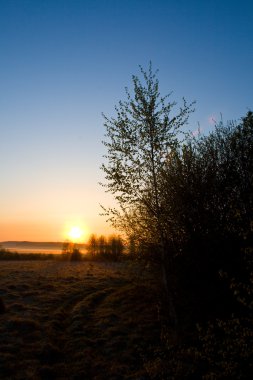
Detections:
[70, 248, 82, 261]
[0, 297, 6, 313]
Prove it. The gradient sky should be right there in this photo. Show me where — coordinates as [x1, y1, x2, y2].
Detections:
[0, 0, 252, 242]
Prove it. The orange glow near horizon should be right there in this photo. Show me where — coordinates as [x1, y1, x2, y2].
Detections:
[0, 174, 118, 243]
[0, 217, 116, 243]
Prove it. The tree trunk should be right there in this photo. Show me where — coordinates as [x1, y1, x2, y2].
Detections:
[161, 245, 178, 329]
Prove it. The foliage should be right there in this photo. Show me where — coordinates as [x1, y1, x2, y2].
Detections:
[101, 62, 194, 254]
[0, 297, 6, 313]
[70, 248, 82, 261]
[145, 316, 253, 380]
[86, 234, 124, 260]
[101, 64, 253, 376]
[164, 111, 252, 245]
[87, 234, 98, 256]
[61, 242, 82, 261]
[147, 111, 253, 379]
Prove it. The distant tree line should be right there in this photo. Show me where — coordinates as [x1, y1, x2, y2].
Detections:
[61, 234, 124, 261]
[101, 63, 253, 378]
[87, 234, 124, 260]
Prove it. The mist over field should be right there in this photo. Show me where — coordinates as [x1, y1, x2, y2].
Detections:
[0, 241, 87, 255]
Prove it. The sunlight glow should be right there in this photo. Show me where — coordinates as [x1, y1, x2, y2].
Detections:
[67, 226, 85, 243]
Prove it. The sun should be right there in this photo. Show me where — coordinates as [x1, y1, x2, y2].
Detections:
[67, 226, 84, 243]
[63, 220, 89, 243]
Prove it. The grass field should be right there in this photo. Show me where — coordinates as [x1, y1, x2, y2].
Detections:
[0, 260, 162, 380]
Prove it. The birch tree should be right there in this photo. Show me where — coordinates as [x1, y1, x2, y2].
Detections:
[101, 63, 194, 258]
[101, 63, 194, 326]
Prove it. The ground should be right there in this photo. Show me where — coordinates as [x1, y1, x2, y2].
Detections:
[0, 260, 162, 380]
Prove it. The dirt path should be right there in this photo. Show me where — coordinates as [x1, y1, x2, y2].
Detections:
[0, 261, 162, 379]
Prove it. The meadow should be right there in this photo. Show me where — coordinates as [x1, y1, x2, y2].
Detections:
[0, 260, 162, 380]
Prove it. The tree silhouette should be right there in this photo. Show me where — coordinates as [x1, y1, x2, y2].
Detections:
[101, 63, 194, 269]
[107, 235, 124, 260]
[98, 235, 106, 255]
[87, 234, 98, 256]
[101, 63, 195, 328]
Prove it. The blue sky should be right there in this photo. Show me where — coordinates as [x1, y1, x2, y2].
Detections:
[0, 0, 252, 241]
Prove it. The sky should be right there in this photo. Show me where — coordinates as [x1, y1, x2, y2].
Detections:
[0, 0, 252, 242]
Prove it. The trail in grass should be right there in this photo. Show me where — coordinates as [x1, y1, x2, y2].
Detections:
[0, 261, 162, 380]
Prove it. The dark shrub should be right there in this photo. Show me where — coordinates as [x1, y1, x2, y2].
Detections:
[70, 248, 82, 261]
[0, 297, 6, 313]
